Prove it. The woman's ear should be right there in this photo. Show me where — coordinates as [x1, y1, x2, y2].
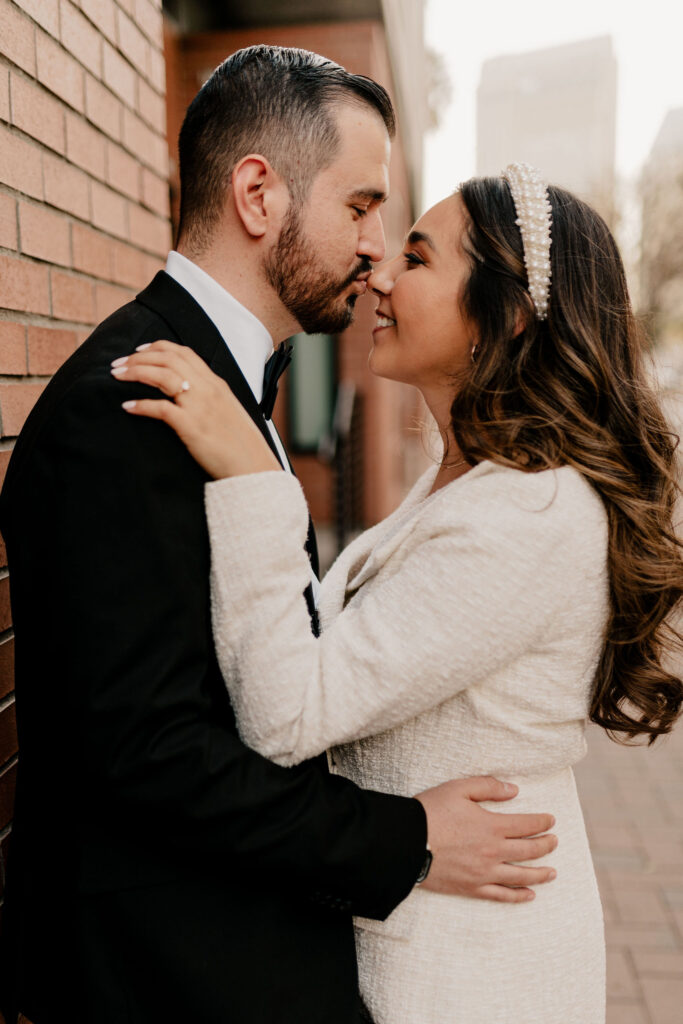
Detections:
[512, 306, 530, 339]
[231, 155, 287, 239]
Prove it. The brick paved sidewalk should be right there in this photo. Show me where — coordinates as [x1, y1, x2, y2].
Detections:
[575, 722, 683, 1023]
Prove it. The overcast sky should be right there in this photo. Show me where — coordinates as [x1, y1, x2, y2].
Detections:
[423, 0, 683, 210]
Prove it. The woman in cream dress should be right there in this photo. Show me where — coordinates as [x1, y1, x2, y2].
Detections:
[114, 169, 683, 1023]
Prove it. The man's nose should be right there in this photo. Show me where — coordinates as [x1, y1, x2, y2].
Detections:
[359, 209, 386, 265]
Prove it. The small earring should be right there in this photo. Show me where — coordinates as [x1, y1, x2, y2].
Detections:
[470, 344, 478, 364]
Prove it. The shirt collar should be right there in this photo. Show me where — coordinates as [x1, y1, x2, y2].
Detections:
[164, 250, 274, 403]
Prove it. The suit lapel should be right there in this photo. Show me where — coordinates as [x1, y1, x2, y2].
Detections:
[136, 272, 283, 466]
[210, 333, 320, 581]
[320, 464, 441, 627]
[137, 271, 321, 589]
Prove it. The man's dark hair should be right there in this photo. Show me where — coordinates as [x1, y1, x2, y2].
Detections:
[177, 44, 396, 253]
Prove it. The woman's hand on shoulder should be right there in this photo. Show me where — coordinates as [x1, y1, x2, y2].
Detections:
[110, 340, 280, 479]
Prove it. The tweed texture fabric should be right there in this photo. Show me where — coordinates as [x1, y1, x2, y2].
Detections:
[205, 460, 608, 1022]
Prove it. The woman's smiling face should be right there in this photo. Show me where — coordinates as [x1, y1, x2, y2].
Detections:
[368, 194, 477, 400]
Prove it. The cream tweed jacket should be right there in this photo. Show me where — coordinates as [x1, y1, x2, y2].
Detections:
[205, 460, 608, 1024]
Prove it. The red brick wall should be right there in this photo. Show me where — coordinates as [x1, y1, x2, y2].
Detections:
[0, 0, 171, 920]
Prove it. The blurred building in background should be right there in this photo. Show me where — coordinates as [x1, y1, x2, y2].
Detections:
[640, 108, 683, 347]
[164, 0, 431, 557]
[476, 35, 617, 227]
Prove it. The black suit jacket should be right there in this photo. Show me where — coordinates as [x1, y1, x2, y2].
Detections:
[0, 273, 426, 1024]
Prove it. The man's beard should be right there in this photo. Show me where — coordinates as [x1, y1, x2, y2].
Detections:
[265, 203, 371, 335]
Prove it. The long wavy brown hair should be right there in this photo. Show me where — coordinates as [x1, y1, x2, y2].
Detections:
[453, 176, 683, 743]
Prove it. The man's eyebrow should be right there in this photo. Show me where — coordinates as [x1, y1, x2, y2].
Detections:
[347, 188, 388, 204]
[407, 229, 437, 252]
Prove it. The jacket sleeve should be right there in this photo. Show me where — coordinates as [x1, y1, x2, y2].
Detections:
[205, 469, 580, 766]
[3, 360, 426, 919]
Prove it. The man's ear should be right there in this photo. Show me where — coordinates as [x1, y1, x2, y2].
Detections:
[231, 154, 288, 239]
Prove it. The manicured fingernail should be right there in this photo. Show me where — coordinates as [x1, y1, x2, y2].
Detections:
[136, 343, 151, 351]
[525, 891, 535, 901]
[548, 869, 557, 880]
[111, 366, 128, 375]
[111, 356, 128, 367]
[503, 783, 517, 794]
[122, 400, 137, 410]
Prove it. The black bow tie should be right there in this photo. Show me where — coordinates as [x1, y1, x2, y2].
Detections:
[260, 342, 293, 419]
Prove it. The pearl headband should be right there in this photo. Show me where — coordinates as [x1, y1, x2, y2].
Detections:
[502, 162, 552, 320]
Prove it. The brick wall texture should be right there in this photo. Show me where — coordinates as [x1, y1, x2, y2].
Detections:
[0, 0, 171, 915]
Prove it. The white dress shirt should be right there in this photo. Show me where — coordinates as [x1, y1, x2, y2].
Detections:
[164, 250, 320, 604]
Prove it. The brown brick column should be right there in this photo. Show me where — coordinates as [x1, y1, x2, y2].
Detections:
[0, 0, 171, 914]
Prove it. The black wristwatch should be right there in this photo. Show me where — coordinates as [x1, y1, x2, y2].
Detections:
[415, 844, 433, 885]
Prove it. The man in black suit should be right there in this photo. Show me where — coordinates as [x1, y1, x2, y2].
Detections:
[0, 47, 556, 1024]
